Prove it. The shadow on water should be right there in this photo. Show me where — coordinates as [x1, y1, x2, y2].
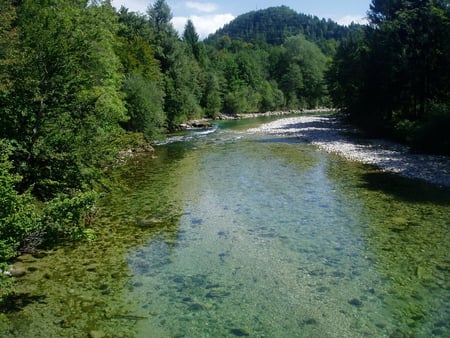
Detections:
[256, 136, 308, 144]
[359, 171, 450, 205]
[1, 294, 47, 314]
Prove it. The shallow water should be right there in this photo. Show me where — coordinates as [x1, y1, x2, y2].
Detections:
[2, 119, 450, 337]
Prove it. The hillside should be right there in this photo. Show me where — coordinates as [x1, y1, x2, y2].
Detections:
[205, 6, 355, 46]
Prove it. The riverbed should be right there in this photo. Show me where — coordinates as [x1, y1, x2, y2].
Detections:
[248, 115, 450, 187]
[1, 116, 449, 337]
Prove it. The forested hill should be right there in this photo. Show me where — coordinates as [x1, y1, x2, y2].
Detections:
[206, 6, 353, 46]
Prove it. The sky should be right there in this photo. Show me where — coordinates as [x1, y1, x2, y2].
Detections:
[111, 0, 372, 39]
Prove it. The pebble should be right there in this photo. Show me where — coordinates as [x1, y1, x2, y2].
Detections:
[248, 115, 450, 187]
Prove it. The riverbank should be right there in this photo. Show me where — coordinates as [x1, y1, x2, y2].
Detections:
[248, 115, 450, 187]
[175, 109, 336, 130]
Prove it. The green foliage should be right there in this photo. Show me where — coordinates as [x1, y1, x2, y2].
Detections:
[259, 81, 285, 112]
[223, 89, 247, 115]
[42, 191, 97, 242]
[206, 5, 355, 54]
[183, 19, 202, 60]
[116, 9, 166, 138]
[0, 140, 41, 302]
[0, 0, 127, 200]
[122, 74, 165, 140]
[0, 141, 40, 262]
[147, 0, 204, 127]
[277, 35, 328, 108]
[411, 101, 450, 155]
[327, 0, 450, 153]
[0, 261, 14, 301]
[0, 0, 24, 93]
[202, 72, 222, 118]
[326, 27, 367, 113]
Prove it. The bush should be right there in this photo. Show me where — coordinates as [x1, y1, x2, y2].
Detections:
[0, 140, 40, 262]
[122, 74, 166, 140]
[0, 140, 41, 301]
[411, 102, 450, 155]
[392, 115, 418, 144]
[42, 191, 98, 242]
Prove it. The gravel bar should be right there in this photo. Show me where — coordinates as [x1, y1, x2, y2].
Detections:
[248, 115, 450, 187]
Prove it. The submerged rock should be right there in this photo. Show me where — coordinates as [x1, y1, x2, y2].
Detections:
[206, 288, 231, 298]
[89, 330, 106, 338]
[348, 298, 363, 307]
[188, 303, 206, 311]
[9, 267, 26, 277]
[230, 328, 250, 336]
[303, 318, 318, 325]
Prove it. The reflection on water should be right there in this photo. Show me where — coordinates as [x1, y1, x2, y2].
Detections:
[1, 122, 449, 337]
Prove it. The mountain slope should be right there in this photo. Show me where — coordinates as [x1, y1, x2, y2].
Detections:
[205, 6, 353, 46]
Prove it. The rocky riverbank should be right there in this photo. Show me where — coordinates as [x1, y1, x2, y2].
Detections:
[176, 109, 336, 130]
[248, 115, 450, 187]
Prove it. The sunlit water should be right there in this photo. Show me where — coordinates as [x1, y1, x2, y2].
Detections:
[1, 118, 449, 337]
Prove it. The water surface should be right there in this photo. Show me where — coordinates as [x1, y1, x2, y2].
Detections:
[1, 119, 449, 337]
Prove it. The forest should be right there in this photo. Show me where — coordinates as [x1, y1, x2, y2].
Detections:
[1, 0, 449, 301]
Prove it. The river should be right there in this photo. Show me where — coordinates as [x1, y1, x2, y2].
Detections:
[1, 117, 449, 337]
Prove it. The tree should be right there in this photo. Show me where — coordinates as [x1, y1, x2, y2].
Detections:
[276, 35, 328, 108]
[148, 0, 174, 35]
[366, 0, 450, 121]
[0, 141, 39, 263]
[259, 81, 285, 112]
[368, 0, 406, 25]
[328, 0, 450, 153]
[116, 9, 166, 139]
[148, 0, 203, 127]
[2, 0, 126, 199]
[183, 19, 202, 60]
[122, 74, 165, 139]
[326, 27, 368, 114]
[202, 72, 222, 118]
[0, 0, 24, 93]
[206, 5, 353, 52]
[0, 140, 40, 301]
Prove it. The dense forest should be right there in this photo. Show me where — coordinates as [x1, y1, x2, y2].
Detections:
[1, 0, 449, 301]
[206, 5, 352, 53]
[328, 0, 449, 154]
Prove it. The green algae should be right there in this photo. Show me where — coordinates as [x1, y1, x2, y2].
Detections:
[1, 124, 449, 337]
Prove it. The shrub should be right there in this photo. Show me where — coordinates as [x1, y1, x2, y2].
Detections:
[42, 191, 98, 242]
[411, 102, 450, 155]
[0, 140, 40, 301]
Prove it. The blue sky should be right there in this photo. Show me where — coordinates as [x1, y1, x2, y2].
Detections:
[112, 0, 372, 39]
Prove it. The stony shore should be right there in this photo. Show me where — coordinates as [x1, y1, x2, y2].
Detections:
[248, 115, 450, 187]
[177, 108, 336, 129]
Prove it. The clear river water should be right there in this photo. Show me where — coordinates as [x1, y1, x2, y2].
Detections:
[1, 117, 450, 337]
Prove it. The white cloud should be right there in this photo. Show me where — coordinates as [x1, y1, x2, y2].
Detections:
[111, 0, 148, 14]
[172, 14, 235, 40]
[335, 15, 368, 26]
[186, 1, 218, 13]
